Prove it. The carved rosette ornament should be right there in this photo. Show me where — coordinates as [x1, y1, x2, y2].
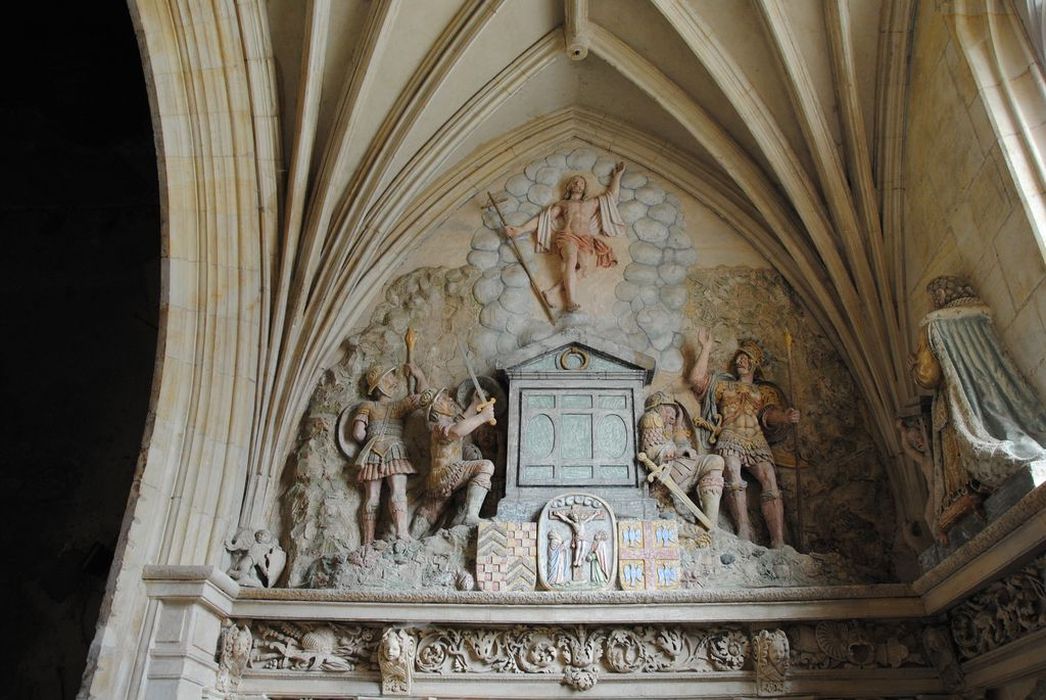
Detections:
[707, 629, 749, 670]
[752, 628, 790, 697]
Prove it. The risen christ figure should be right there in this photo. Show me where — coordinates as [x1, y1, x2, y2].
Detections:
[505, 162, 626, 312]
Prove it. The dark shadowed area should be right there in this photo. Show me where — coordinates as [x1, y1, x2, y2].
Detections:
[0, 4, 159, 697]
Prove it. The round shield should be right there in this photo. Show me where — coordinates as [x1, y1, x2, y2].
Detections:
[456, 375, 507, 420]
[335, 405, 360, 461]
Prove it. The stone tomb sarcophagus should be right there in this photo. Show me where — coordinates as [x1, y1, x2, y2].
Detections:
[495, 331, 659, 521]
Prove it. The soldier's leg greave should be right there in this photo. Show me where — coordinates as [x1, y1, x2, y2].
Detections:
[698, 473, 725, 496]
[390, 496, 409, 539]
[759, 489, 786, 549]
[724, 480, 751, 541]
[697, 473, 725, 529]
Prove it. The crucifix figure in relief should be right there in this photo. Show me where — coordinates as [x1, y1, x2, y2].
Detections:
[550, 503, 606, 579]
[505, 162, 626, 312]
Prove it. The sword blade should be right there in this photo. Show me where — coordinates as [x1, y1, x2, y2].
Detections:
[636, 452, 713, 530]
[456, 339, 488, 402]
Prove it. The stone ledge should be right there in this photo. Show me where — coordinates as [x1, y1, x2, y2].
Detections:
[145, 567, 922, 623]
[231, 594, 924, 625]
[238, 581, 914, 605]
[235, 667, 944, 699]
[962, 626, 1046, 689]
[913, 481, 1046, 613]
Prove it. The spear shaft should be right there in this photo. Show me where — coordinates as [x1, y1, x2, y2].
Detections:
[486, 192, 556, 325]
[784, 329, 803, 552]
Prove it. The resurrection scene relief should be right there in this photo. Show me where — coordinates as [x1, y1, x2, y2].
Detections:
[272, 143, 899, 593]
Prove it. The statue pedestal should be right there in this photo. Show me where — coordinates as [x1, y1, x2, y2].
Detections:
[918, 463, 1046, 572]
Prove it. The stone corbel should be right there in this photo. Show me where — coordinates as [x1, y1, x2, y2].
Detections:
[379, 627, 417, 696]
[216, 620, 253, 694]
[923, 625, 966, 695]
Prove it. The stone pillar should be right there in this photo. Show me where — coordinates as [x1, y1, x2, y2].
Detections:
[142, 566, 237, 699]
[145, 599, 225, 699]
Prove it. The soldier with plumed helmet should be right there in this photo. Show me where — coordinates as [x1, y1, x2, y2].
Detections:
[690, 330, 800, 548]
[408, 387, 496, 538]
[350, 362, 427, 545]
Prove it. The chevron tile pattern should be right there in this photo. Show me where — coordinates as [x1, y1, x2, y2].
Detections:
[476, 521, 537, 592]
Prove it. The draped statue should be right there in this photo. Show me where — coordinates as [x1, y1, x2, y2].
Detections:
[908, 275, 1046, 534]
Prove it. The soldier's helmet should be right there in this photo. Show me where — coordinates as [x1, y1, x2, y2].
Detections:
[644, 391, 674, 412]
[420, 387, 456, 422]
[733, 339, 764, 369]
[365, 364, 396, 396]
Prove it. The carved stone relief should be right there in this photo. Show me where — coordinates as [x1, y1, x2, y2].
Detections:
[223, 619, 934, 695]
[249, 621, 379, 672]
[302, 525, 475, 591]
[789, 621, 927, 670]
[410, 623, 760, 690]
[685, 266, 896, 575]
[280, 266, 484, 585]
[379, 627, 416, 696]
[216, 620, 252, 693]
[753, 628, 790, 696]
[275, 151, 901, 592]
[537, 494, 617, 591]
[469, 146, 698, 374]
[225, 528, 286, 588]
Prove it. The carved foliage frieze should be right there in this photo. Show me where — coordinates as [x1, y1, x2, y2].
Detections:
[948, 554, 1046, 661]
[788, 620, 927, 670]
[412, 623, 756, 690]
[224, 619, 931, 694]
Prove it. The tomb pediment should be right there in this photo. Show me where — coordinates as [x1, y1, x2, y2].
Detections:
[496, 329, 656, 384]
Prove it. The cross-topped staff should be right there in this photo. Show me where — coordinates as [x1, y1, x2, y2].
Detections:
[485, 192, 556, 325]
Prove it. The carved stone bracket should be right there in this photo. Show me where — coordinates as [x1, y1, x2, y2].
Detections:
[216, 620, 252, 693]
[923, 625, 965, 694]
[380, 627, 416, 695]
[753, 628, 790, 696]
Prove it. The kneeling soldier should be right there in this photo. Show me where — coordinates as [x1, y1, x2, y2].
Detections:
[640, 391, 725, 527]
[409, 388, 496, 538]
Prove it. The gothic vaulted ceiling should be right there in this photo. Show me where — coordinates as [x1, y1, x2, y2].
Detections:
[228, 0, 917, 524]
[131, 0, 930, 533]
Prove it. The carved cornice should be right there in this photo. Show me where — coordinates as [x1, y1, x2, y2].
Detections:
[239, 581, 914, 604]
[231, 581, 923, 625]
